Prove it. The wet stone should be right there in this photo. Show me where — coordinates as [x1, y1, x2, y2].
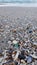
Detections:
[29, 30, 32, 33]
[18, 54, 25, 60]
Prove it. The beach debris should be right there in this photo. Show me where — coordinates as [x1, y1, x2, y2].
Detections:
[32, 42, 37, 46]
[13, 40, 19, 48]
[13, 40, 18, 44]
[0, 22, 37, 65]
[30, 52, 37, 59]
[0, 29, 4, 32]
[0, 50, 3, 57]
[26, 56, 33, 63]
[21, 60, 27, 65]
[14, 51, 20, 60]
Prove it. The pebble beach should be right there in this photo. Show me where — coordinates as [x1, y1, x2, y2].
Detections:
[0, 7, 37, 65]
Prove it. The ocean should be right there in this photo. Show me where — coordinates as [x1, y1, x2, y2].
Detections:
[0, 0, 37, 7]
[0, 0, 37, 3]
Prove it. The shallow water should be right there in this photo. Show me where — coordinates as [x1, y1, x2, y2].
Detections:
[0, 0, 37, 3]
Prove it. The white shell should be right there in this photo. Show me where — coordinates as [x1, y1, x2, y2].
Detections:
[8, 41, 12, 45]
[14, 51, 20, 60]
[33, 42, 37, 45]
[13, 40, 18, 44]
[30, 54, 37, 59]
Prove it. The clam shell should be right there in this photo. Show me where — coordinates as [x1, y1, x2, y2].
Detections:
[30, 53, 37, 59]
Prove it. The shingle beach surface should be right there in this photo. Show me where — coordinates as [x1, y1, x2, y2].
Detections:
[0, 7, 37, 65]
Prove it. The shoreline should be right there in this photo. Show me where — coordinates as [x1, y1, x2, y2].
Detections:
[0, 3, 37, 7]
[0, 7, 37, 27]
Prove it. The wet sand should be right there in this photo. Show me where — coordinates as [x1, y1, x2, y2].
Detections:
[0, 7, 37, 27]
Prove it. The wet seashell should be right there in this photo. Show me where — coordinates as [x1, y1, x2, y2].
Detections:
[0, 57, 3, 63]
[21, 60, 26, 64]
[13, 40, 19, 48]
[13, 29, 17, 33]
[0, 29, 4, 32]
[14, 51, 20, 60]
[27, 56, 32, 63]
[13, 40, 18, 44]
[10, 37, 15, 41]
[0, 50, 3, 57]
[5, 25, 9, 28]
[8, 41, 12, 44]
[33, 42, 37, 46]
[16, 38, 20, 41]
[34, 60, 37, 65]
[30, 53, 37, 59]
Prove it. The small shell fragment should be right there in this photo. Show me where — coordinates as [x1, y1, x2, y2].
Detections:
[13, 40, 18, 44]
[30, 53, 37, 59]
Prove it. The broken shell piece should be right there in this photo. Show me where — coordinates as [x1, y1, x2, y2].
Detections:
[21, 60, 26, 64]
[10, 37, 15, 41]
[27, 56, 32, 63]
[0, 50, 3, 57]
[8, 41, 11, 43]
[33, 42, 37, 46]
[13, 40, 19, 48]
[13, 40, 18, 44]
[34, 27, 37, 33]
[13, 29, 17, 33]
[2, 61, 13, 65]
[0, 29, 4, 32]
[0, 57, 3, 63]
[5, 25, 9, 28]
[30, 53, 37, 59]
[8, 41, 12, 45]
[14, 51, 20, 60]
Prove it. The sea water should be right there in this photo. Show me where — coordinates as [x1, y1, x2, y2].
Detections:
[0, 0, 37, 3]
[0, 0, 37, 7]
